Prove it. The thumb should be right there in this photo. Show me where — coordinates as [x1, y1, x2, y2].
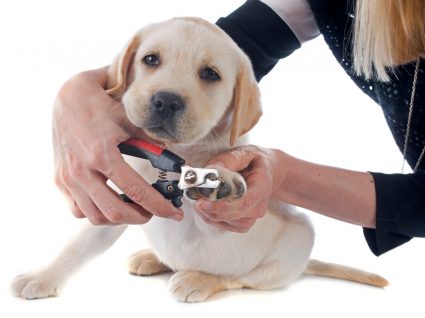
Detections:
[207, 146, 258, 172]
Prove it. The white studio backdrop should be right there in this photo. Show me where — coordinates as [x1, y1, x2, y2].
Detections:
[0, 0, 422, 317]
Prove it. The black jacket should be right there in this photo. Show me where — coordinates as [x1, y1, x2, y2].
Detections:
[216, 0, 425, 256]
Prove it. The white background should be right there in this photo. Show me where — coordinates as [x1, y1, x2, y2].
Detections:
[1, 0, 423, 317]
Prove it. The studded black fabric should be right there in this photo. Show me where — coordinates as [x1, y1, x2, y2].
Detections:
[217, 0, 425, 255]
[306, 0, 425, 170]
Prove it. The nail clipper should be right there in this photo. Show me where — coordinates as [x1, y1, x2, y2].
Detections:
[118, 138, 220, 207]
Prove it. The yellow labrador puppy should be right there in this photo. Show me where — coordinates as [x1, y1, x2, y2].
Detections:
[12, 17, 388, 302]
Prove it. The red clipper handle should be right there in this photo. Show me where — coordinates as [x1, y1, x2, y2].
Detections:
[120, 138, 164, 156]
[118, 138, 185, 173]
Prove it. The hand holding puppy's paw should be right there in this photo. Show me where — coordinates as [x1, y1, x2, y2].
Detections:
[11, 271, 60, 299]
[185, 167, 246, 202]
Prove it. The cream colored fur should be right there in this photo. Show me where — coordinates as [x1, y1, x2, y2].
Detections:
[11, 17, 388, 303]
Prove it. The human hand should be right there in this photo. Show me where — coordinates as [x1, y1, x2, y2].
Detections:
[52, 67, 183, 225]
[195, 146, 286, 233]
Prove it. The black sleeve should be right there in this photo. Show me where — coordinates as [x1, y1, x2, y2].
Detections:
[217, 0, 425, 257]
[216, 0, 301, 81]
[363, 171, 425, 256]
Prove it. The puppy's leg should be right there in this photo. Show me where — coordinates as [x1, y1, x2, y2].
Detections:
[128, 249, 171, 276]
[169, 270, 243, 303]
[186, 166, 246, 201]
[11, 224, 127, 299]
[168, 256, 310, 303]
[236, 260, 308, 290]
[169, 261, 308, 303]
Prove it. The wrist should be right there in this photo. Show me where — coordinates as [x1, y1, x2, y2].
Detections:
[270, 150, 301, 202]
[271, 153, 376, 228]
[268, 148, 294, 198]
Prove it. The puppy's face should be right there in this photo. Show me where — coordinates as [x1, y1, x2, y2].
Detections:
[107, 18, 261, 146]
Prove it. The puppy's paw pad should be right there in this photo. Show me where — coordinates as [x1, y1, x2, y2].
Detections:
[127, 250, 170, 276]
[199, 167, 247, 201]
[232, 178, 246, 198]
[169, 271, 219, 303]
[11, 272, 59, 299]
[185, 187, 203, 201]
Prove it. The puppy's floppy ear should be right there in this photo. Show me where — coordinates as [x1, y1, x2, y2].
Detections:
[230, 56, 262, 146]
[106, 33, 141, 99]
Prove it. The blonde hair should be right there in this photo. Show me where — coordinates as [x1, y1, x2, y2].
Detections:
[353, 0, 425, 81]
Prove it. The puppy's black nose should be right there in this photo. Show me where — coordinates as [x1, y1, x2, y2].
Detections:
[152, 91, 185, 119]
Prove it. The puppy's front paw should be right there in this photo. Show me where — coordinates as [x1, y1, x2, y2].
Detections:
[11, 271, 60, 300]
[169, 271, 229, 303]
[128, 249, 171, 276]
[185, 167, 246, 202]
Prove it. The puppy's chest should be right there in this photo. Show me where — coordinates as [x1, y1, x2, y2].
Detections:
[142, 202, 267, 276]
[143, 203, 219, 266]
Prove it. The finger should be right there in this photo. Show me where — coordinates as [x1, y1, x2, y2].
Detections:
[196, 209, 226, 222]
[55, 171, 87, 219]
[197, 212, 240, 232]
[214, 222, 240, 232]
[195, 202, 244, 222]
[198, 212, 217, 226]
[207, 146, 260, 172]
[63, 187, 85, 219]
[196, 199, 265, 224]
[103, 149, 183, 221]
[200, 211, 256, 233]
[227, 218, 257, 233]
[66, 181, 113, 225]
[85, 174, 153, 224]
[195, 162, 270, 216]
[195, 181, 262, 215]
[60, 187, 85, 219]
[196, 198, 241, 217]
[70, 201, 85, 219]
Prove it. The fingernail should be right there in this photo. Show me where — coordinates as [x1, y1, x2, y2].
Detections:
[172, 213, 184, 222]
[208, 161, 224, 167]
[198, 200, 213, 211]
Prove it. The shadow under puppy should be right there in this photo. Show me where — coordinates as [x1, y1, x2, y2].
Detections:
[12, 17, 388, 303]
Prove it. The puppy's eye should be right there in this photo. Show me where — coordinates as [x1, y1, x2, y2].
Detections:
[200, 67, 221, 82]
[143, 54, 160, 66]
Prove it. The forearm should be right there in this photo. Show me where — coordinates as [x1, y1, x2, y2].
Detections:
[273, 151, 376, 228]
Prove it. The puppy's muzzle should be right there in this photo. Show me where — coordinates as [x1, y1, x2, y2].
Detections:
[145, 91, 186, 142]
[151, 91, 185, 119]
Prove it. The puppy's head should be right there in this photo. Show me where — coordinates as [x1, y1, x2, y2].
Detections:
[106, 17, 261, 146]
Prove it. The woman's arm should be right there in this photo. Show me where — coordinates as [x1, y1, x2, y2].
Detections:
[196, 146, 376, 230]
[198, 146, 425, 256]
[274, 153, 376, 228]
